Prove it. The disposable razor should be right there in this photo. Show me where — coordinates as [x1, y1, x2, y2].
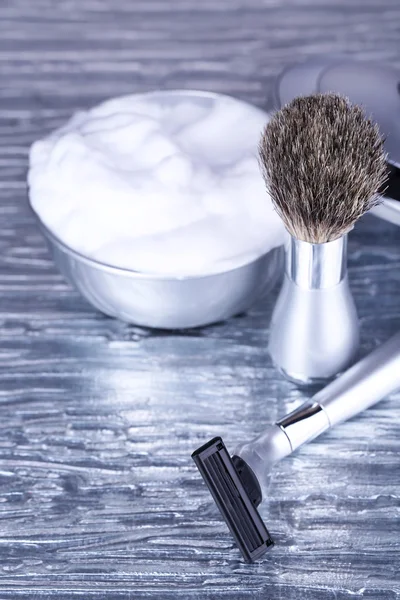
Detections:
[192, 331, 400, 563]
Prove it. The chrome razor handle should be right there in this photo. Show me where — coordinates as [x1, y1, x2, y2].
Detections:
[312, 330, 400, 427]
[268, 235, 360, 386]
[237, 331, 400, 491]
[278, 330, 400, 450]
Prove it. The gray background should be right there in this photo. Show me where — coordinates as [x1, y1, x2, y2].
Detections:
[0, 0, 399, 598]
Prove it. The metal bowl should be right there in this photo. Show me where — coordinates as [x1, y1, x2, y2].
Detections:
[35, 216, 283, 329]
[29, 89, 284, 329]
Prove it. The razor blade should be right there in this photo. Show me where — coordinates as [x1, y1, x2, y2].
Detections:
[192, 436, 274, 563]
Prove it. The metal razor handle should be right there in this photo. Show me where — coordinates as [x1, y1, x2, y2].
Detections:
[278, 330, 400, 450]
[268, 235, 360, 386]
[237, 332, 400, 490]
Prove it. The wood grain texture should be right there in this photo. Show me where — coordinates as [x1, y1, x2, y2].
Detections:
[0, 0, 399, 598]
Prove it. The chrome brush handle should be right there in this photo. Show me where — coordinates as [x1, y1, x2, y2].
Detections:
[268, 235, 360, 385]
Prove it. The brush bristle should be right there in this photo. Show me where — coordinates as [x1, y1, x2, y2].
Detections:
[259, 93, 387, 243]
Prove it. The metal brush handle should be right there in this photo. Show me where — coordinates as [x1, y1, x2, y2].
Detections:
[268, 235, 360, 385]
[237, 332, 400, 491]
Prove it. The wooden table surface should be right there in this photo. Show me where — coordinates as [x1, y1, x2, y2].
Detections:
[0, 1, 399, 598]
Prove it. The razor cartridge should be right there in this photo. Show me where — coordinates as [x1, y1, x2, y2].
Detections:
[192, 436, 274, 563]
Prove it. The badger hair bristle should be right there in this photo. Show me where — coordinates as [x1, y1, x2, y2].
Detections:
[259, 93, 387, 244]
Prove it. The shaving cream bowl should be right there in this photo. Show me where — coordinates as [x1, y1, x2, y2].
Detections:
[28, 90, 285, 329]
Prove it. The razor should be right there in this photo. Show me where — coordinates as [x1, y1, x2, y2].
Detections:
[192, 331, 400, 563]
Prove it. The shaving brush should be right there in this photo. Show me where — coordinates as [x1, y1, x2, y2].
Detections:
[259, 93, 387, 385]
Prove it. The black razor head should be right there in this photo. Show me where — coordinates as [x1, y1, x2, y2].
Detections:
[192, 436, 274, 563]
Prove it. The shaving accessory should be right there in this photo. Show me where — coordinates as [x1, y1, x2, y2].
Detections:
[272, 58, 400, 225]
[259, 94, 387, 384]
[192, 331, 400, 563]
[29, 90, 286, 329]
